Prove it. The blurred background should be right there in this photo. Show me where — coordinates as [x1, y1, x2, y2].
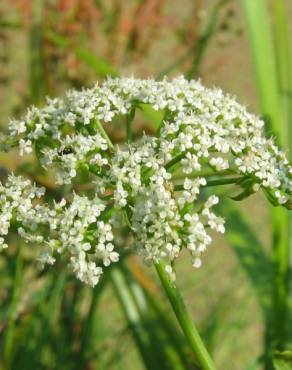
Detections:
[0, 1, 291, 370]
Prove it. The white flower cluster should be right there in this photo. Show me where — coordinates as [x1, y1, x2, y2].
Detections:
[0, 175, 118, 286]
[40, 132, 108, 184]
[0, 174, 45, 251]
[1, 77, 291, 284]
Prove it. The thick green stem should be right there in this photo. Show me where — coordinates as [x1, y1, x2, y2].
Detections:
[165, 153, 186, 170]
[155, 261, 216, 370]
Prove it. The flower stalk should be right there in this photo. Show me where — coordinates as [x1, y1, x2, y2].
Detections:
[174, 176, 242, 191]
[155, 260, 216, 370]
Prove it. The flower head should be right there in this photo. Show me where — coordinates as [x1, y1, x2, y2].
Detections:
[1, 77, 291, 285]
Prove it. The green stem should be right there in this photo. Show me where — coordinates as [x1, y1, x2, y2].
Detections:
[95, 119, 115, 151]
[155, 261, 216, 370]
[187, 0, 230, 78]
[174, 176, 241, 191]
[165, 153, 186, 170]
[126, 108, 135, 142]
[172, 169, 232, 180]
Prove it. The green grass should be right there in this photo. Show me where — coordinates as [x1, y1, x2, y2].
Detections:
[240, 1, 292, 368]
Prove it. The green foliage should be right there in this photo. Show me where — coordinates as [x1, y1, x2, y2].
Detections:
[272, 351, 292, 370]
[240, 1, 292, 367]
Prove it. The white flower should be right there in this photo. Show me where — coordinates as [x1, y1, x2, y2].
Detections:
[37, 246, 56, 268]
[0, 237, 8, 250]
[165, 264, 176, 282]
[19, 139, 32, 156]
[181, 152, 201, 174]
[97, 242, 119, 266]
[204, 195, 219, 209]
[192, 257, 202, 268]
[210, 157, 229, 171]
[202, 208, 225, 233]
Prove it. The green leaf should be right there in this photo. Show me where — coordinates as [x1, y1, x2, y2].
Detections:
[273, 350, 292, 370]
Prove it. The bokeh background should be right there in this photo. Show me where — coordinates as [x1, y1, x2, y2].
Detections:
[0, 1, 291, 370]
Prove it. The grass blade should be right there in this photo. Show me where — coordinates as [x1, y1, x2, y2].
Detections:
[240, 0, 284, 144]
[187, 0, 231, 78]
[17, 271, 67, 369]
[30, 0, 46, 105]
[74, 275, 108, 370]
[271, 0, 292, 152]
[46, 31, 119, 78]
[271, 2, 292, 345]
[3, 247, 23, 370]
[240, 0, 291, 360]
[110, 267, 156, 370]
